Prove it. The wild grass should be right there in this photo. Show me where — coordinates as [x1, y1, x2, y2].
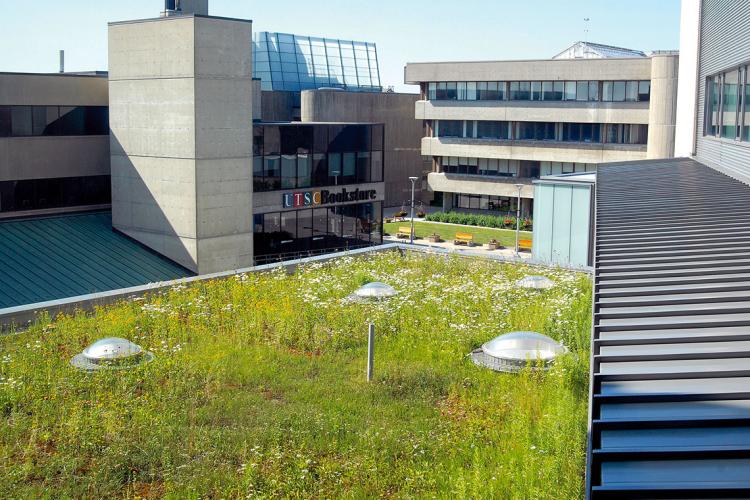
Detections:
[0, 251, 591, 498]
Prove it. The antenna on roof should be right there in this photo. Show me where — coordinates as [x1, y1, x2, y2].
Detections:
[59, 50, 65, 73]
[583, 17, 590, 44]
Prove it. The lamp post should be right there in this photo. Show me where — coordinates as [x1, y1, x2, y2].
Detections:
[409, 176, 418, 244]
[351, 282, 398, 381]
[514, 183, 524, 256]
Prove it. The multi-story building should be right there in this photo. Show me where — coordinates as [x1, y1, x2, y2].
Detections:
[0, 72, 110, 219]
[404, 48, 679, 216]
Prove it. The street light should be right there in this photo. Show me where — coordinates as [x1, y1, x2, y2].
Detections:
[514, 183, 524, 256]
[350, 282, 398, 381]
[409, 176, 418, 244]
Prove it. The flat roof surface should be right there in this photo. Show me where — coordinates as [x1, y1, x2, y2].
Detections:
[587, 158, 750, 498]
[0, 212, 192, 309]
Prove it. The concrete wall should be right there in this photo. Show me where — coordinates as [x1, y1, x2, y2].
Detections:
[261, 90, 296, 122]
[109, 15, 254, 275]
[0, 73, 108, 106]
[675, 0, 702, 157]
[415, 100, 650, 124]
[647, 54, 680, 159]
[0, 73, 110, 185]
[421, 137, 648, 164]
[405, 58, 652, 84]
[301, 89, 430, 207]
[428, 172, 533, 198]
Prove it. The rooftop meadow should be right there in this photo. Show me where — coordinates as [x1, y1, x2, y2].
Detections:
[0, 251, 592, 498]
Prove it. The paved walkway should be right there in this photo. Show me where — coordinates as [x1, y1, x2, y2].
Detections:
[383, 235, 533, 259]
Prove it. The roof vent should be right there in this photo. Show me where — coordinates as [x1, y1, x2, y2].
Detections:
[71, 337, 154, 371]
[470, 331, 566, 372]
[516, 275, 555, 290]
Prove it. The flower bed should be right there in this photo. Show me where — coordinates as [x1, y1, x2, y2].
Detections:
[0, 251, 590, 498]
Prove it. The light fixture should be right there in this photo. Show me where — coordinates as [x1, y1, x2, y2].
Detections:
[70, 337, 154, 371]
[470, 331, 566, 373]
[516, 275, 555, 290]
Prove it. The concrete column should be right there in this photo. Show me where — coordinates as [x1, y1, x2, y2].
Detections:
[647, 54, 680, 159]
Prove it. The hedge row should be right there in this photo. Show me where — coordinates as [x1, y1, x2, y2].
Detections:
[425, 211, 533, 231]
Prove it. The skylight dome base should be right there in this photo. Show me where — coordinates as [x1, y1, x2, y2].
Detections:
[516, 275, 555, 290]
[71, 337, 154, 371]
[349, 281, 398, 302]
[471, 331, 566, 373]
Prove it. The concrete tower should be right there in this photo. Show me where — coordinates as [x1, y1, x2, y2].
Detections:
[108, 12, 254, 274]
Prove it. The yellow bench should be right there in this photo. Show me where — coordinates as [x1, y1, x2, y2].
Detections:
[519, 239, 532, 251]
[397, 226, 413, 239]
[454, 232, 474, 246]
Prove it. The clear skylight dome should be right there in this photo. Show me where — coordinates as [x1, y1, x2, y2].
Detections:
[71, 337, 154, 371]
[516, 275, 555, 290]
[350, 282, 398, 301]
[471, 331, 566, 373]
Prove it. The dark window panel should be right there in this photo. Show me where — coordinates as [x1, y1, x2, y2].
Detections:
[0, 106, 10, 137]
[11, 106, 32, 136]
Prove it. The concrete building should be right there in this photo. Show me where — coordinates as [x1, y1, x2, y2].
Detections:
[0, 72, 110, 219]
[300, 89, 429, 207]
[404, 49, 679, 216]
[108, 12, 255, 275]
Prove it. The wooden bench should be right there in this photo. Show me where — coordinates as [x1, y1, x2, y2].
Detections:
[454, 232, 474, 246]
[397, 226, 413, 239]
[519, 239, 532, 251]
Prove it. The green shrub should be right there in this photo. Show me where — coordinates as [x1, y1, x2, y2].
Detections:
[426, 211, 533, 230]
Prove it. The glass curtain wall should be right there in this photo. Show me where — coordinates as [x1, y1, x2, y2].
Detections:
[426, 80, 648, 102]
[253, 32, 381, 92]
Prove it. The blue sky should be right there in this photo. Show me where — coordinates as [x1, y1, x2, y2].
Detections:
[1, 0, 681, 92]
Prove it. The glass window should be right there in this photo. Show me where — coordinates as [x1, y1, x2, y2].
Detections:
[0, 106, 11, 137]
[371, 151, 383, 182]
[517, 122, 534, 140]
[457, 82, 467, 100]
[602, 81, 614, 102]
[446, 82, 458, 100]
[508, 82, 518, 100]
[477, 121, 507, 140]
[581, 123, 601, 143]
[613, 81, 626, 101]
[574, 81, 588, 101]
[638, 81, 650, 102]
[466, 82, 477, 100]
[436, 82, 447, 100]
[564, 81, 577, 101]
[542, 81, 555, 101]
[744, 71, 750, 141]
[312, 153, 327, 186]
[356, 152, 370, 182]
[625, 81, 638, 102]
[553, 81, 564, 100]
[328, 153, 342, 184]
[518, 82, 530, 100]
[531, 82, 542, 101]
[486, 82, 500, 100]
[298, 209, 313, 241]
[437, 120, 463, 138]
[281, 212, 297, 244]
[428, 82, 437, 100]
[264, 125, 281, 155]
[253, 156, 264, 191]
[298, 154, 311, 188]
[342, 152, 356, 182]
[708, 76, 721, 136]
[722, 69, 739, 139]
[564, 123, 581, 142]
[605, 124, 620, 143]
[589, 81, 599, 101]
[264, 155, 281, 190]
[497, 81, 507, 101]
[11, 106, 32, 136]
[281, 155, 297, 189]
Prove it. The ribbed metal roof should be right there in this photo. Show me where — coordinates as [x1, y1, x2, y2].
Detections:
[587, 158, 750, 498]
[0, 212, 192, 309]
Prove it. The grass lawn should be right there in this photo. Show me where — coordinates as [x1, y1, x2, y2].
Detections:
[0, 251, 590, 498]
[384, 221, 533, 247]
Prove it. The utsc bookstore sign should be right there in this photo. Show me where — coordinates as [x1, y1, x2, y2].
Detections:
[282, 188, 377, 209]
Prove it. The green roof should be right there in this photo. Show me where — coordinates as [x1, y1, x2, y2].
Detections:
[0, 212, 193, 309]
